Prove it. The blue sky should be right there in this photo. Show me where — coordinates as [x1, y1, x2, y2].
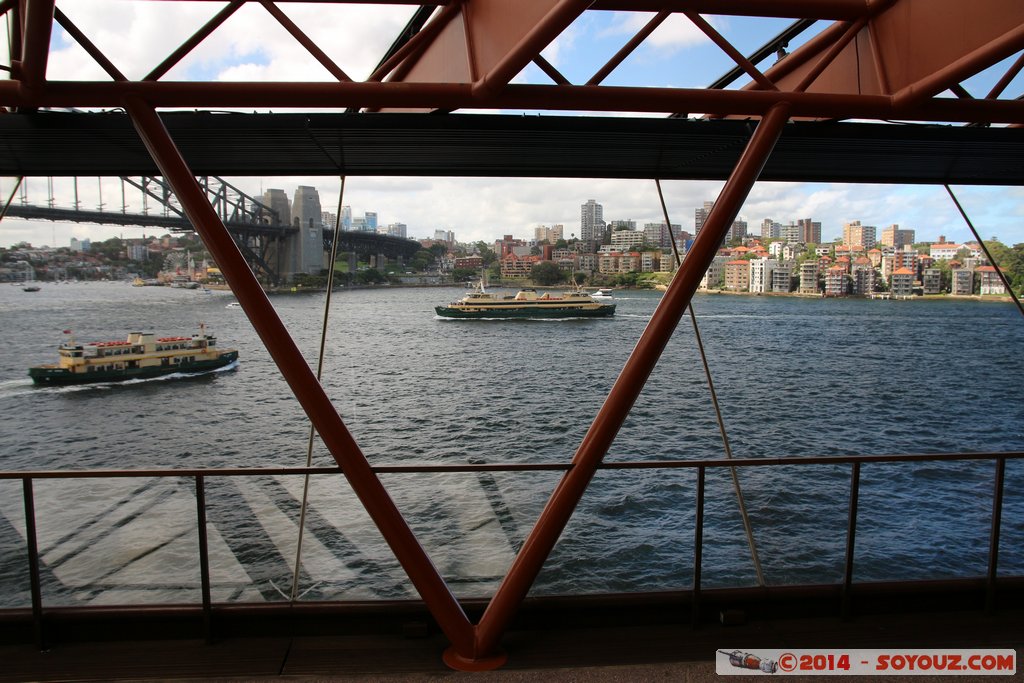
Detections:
[3, 6, 1022, 248]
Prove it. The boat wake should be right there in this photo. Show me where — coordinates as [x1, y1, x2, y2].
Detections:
[0, 377, 34, 399]
[435, 315, 614, 323]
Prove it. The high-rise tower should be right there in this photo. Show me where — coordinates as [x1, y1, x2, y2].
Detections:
[580, 199, 604, 250]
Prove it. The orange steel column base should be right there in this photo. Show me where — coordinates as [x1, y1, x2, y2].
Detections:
[442, 646, 508, 672]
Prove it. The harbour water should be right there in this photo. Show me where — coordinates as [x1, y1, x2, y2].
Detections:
[0, 282, 1021, 608]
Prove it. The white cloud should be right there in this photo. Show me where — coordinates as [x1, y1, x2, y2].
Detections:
[49, 1, 415, 83]
[600, 12, 711, 55]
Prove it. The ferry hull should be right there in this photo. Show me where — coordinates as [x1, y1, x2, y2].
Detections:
[435, 304, 615, 319]
[29, 351, 239, 386]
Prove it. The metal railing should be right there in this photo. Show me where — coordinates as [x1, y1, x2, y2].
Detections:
[2, 449, 1020, 650]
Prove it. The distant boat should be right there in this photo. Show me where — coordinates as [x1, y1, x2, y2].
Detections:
[22, 285, 41, 292]
[435, 281, 615, 319]
[226, 302, 242, 309]
[592, 288, 614, 299]
[29, 326, 238, 386]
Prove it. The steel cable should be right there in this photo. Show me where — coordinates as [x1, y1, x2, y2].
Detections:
[656, 178, 766, 587]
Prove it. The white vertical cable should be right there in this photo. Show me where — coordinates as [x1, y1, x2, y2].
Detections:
[290, 176, 346, 601]
[656, 179, 766, 587]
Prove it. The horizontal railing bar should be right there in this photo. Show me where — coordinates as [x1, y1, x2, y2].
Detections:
[0, 450, 1020, 480]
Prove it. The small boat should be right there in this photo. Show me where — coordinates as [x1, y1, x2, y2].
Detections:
[591, 288, 614, 299]
[435, 281, 615, 319]
[29, 325, 238, 386]
[22, 286, 41, 292]
[226, 302, 242, 309]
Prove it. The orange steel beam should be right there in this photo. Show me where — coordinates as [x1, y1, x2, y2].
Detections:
[792, 18, 864, 93]
[471, 101, 792, 663]
[892, 22, 1024, 109]
[5, 80, 1023, 123]
[259, 0, 352, 82]
[368, 4, 458, 82]
[143, 0, 245, 81]
[471, 0, 593, 98]
[590, 0, 870, 20]
[121, 96, 476, 659]
[13, 0, 53, 94]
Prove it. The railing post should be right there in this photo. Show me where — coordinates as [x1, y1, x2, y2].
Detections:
[195, 475, 213, 643]
[986, 457, 1006, 613]
[22, 477, 45, 650]
[692, 465, 705, 628]
[841, 462, 860, 620]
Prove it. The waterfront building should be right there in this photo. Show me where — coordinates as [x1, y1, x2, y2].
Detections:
[580, 199, 604, 249]
[724, 259, 750, 291]
[799, 261, 819, 294]
[824, 266, 848, 297]
[890, 266, 915, 296]
[365, 212, 378, 231]
[835, 255, 851, 273]
[851, 258, 876, 295]
[454, 256, 483, 270]
[782, 222, 802, 244]
[611, 229, 645, 250]
[598, 251, 621, 275]
[977, 265, 1007, 295]
[923, 268, 942, 294]
[499, 253, 538, 278]
[843, 220, 877, 250]
[577, 253, 598, 273]
[771, 263, 793, 292]
[881, 224, 915, 249]
[815, 245, 832, 257]
[340, 205, 352, 230]
[782, 243, 801, 261]
[640, 251, 660, 273]
[660, 250, 676, 272]
[322, 211, 337, 229]
[434, 229, 455, 245]
[951, 268, 974, 295]
[867, 248, 883, 268]
[700, 256, 727, 289]
[748, 257, 776, 293]
[893, 249, 919, 277]
[769, 241, 784, 258]
[930, 242, 965, 261]
[619, 253, 640, 273]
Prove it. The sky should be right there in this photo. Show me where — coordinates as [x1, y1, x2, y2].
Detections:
[2, 2, 1023, 249]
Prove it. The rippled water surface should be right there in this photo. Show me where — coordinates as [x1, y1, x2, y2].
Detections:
[0, 282, 1021, 607]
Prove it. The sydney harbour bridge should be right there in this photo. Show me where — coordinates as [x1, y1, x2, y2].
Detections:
[3, 174, 421, 282]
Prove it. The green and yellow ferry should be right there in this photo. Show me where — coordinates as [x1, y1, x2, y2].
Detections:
[435, 282, 615, 319]
[29, 326, 238, 385]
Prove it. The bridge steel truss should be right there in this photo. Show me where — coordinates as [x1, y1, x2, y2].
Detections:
[3, 0, 1024, 671]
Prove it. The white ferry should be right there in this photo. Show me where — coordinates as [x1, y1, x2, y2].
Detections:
[435, 282, 615, 319]
[29, 326, 238, 385]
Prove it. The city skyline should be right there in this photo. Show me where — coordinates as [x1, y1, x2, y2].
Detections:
[2, 176, 1022, 251]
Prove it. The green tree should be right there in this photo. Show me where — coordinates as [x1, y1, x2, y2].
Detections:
[531, 261, 565, 286]
[475, 241, 497, 265]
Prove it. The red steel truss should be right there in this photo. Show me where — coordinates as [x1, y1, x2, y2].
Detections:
[3, 0, 1024, 670]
